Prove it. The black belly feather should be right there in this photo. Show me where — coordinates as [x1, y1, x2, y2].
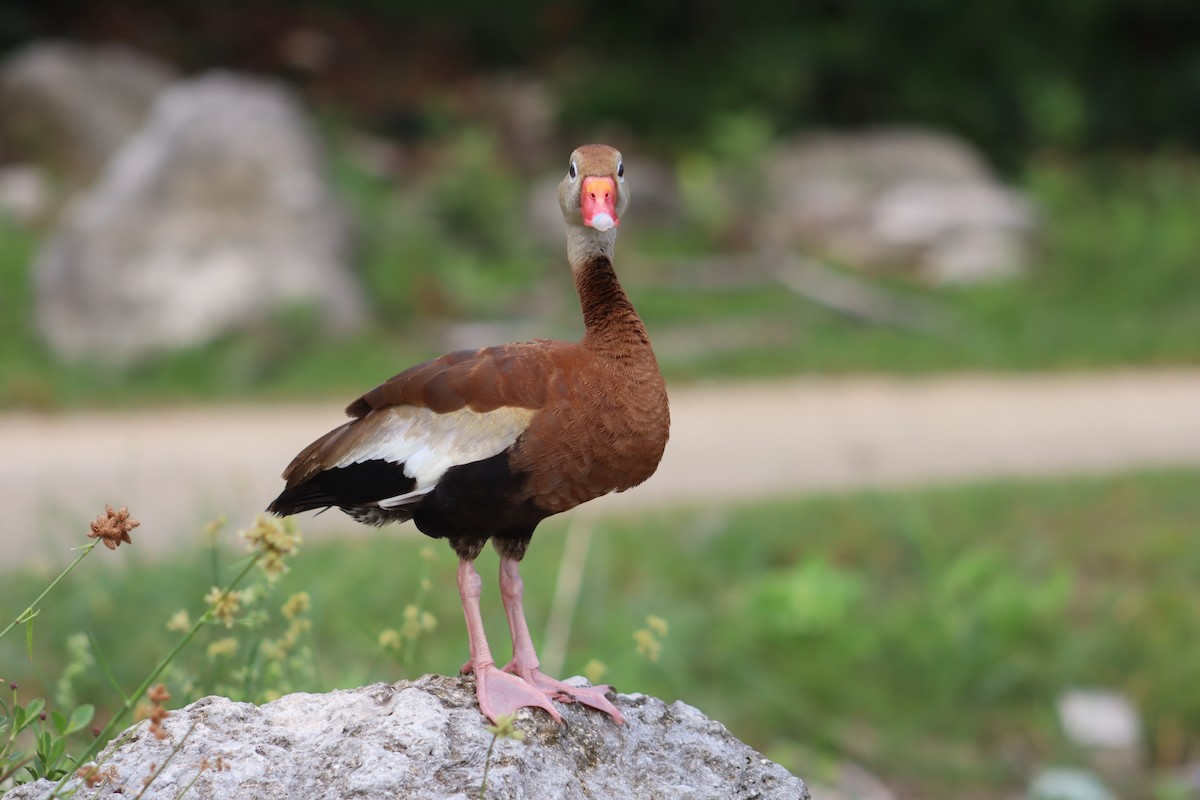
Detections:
[411, 450, 547, 543]
[266, 450, 548, 547]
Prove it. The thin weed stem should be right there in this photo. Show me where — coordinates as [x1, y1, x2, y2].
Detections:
[542, 518, 594, 677]
[478, 731, 499, 800]
[0, 542, 98, 643]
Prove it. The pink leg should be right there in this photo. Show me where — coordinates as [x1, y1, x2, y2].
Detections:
[498, 555, 625, 724]
[457, 559, 562, 724]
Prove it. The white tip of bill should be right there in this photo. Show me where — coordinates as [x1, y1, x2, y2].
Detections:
[589, 212, 615, 231]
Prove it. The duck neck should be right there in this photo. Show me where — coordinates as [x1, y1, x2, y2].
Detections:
[571, 254, 651, 351]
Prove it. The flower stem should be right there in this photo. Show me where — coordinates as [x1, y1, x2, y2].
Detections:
[0, 542, 97, 643]
[478, 732, 499, 800]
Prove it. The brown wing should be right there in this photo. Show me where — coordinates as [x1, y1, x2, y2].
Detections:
[346, 341, 561, 418]
[279, 341, 570, 487]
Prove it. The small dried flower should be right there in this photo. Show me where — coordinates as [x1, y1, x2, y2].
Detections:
[205, 587, 242, 628]
[166, 610, 191, 633]
[633, 628, 662, 663]
[378, 628, 402, 651]
[202, 515, 228, 543]
[200, 755, 230, 773]
[206, 637, 239, 659]
[633, 615, 668, 663]
[583, 659, 608, 685]
[278, 618, 310, 651]
[485, 713, 525, 742]
[281, 592, 310, 620]
[75, 764, 106, 788]
[75, 764, 97, 787]
[240, 515, 301, 580]
[400, 604, 437, 640]
[137, 685, 172, 741]
[259, 640, 285, 661]
[88, 504, 139, 550]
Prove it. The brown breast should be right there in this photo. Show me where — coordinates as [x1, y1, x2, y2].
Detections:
[511, 337, 670, 515]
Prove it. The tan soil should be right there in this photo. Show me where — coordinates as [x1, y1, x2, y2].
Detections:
[4, 369, 1199, 565]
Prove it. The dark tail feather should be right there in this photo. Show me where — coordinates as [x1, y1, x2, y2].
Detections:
[267, 459, 417, 517]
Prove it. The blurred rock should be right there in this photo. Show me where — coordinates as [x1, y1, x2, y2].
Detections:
[35, 71, 365, 364]
[1029, 768, 1117, 800]
[0, 41, 175, 192]
[7, 676, 809, 800]
[1058, 689, 1141, 751]
[761, 127, 1037, 285]
[806, 760, 896, 800]
[0, 164, 50, 224]
[1057, 689, 1144, 780]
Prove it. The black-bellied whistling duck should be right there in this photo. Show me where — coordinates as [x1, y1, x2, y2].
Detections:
[267, 144, 669, 725]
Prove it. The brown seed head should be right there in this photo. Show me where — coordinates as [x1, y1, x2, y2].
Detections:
[88, 504, 140, 550]
[76, 764, 102, 788]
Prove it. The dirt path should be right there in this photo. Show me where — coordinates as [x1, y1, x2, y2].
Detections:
[4, 369, 1199, 564]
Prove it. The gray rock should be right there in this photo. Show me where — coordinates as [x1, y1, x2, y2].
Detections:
[0, 164, 51, 225]
[1056, 688, 1145, 783]
[34, 71, 365, 363]
[0, 41, 175, 189]
[1028, 768, 1116, 800]
[1057, 689, 1141, 751]
[762, 127, 1037, 285]
[8, 676, 808, 800]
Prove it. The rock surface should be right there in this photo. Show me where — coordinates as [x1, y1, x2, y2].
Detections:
[34, 71, 365, 363]
[761, 127, 1037, 285]
[0, 41, 175, 191]
[9, 676, 807, 800]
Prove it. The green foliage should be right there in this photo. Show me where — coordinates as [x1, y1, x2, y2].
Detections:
[332, 127, 546, 326]
[3, 470, 1199, 796]
[0, 685, 93, 786]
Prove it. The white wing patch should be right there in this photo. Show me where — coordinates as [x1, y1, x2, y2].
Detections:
[332, 405, 536, 498]
[377, 485, 436, 509]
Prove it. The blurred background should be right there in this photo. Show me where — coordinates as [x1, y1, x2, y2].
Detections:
[2, 1, 1200, 798]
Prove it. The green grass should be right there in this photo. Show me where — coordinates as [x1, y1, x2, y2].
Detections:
[2, 151, 1200, 408]
[3, 469, 1199, 796]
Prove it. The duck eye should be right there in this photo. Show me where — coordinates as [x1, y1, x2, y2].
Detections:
[568, 162, 578, 180]
[617, 161, 624, 179]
